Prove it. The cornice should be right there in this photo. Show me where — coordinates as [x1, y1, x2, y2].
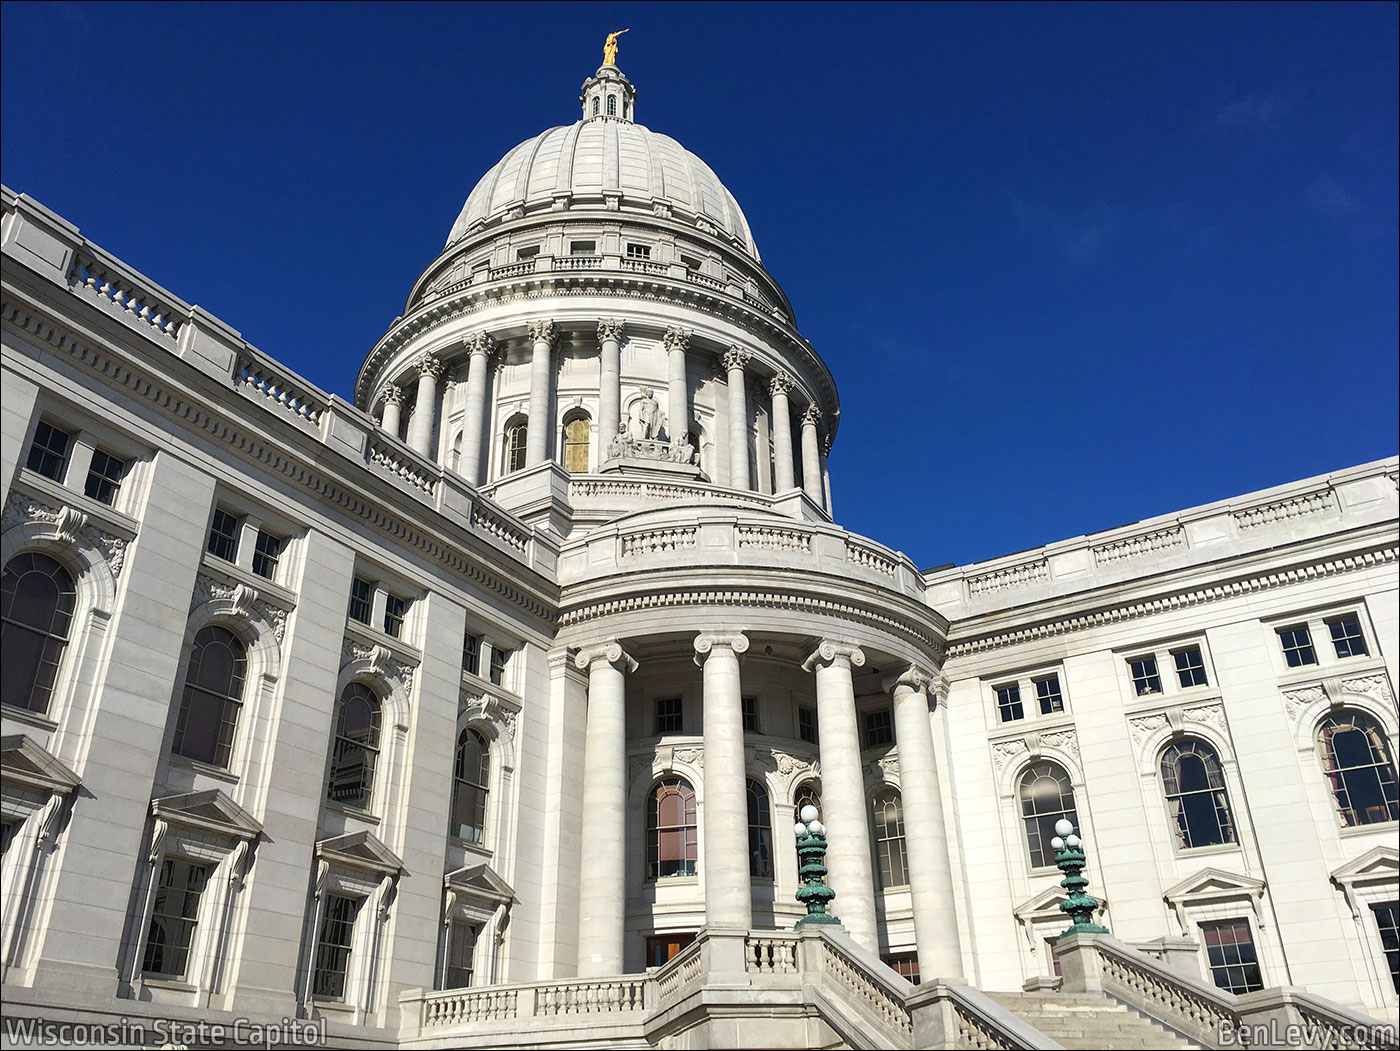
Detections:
[944, 542, 1398, 659]
[0, 286, 559, 629]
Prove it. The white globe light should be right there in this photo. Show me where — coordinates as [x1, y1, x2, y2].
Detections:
[1054, 818, 1074, 837]
[810, 820, 826, 835]
[800, 804, 819, 823]
[1066, 834, 1082, 848]
[1050, 836, 1065, 850]
[793, 822, 807, 837]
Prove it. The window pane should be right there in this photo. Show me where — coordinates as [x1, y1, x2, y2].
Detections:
[328, 683, 381, 809]
[84, 449, 128, 505]
[1161, 740, 1235, 849]
[1278, 626, 1317, 667]
[1173, 648, 1208, 688]
[452, 729, 490, 844]
[1373, 902, 1400, 994]
[384, 594, 408, 638]
[1019, 761, 1078, 869]
[1327, 616, 1368, 658]
[172, 626, 247, 767]
[142, 858, 210, 978]
[25, 422, 71, 481]
[1201, 919, 1263, 994]
[312, 895, 360, 1001]
[1130, 657, 1162, 696]
[1, 553, 77, 714]
[252, 529, 284, 579]
[1035, 676, 1064, 715]
[206, 508, 241, 562]
[648, 778, 697, 879]
[348, 577, 373, 624]
[747, 780, 773, 878]
[563, 416, 590, 473]
[655, 697, 683, 735]
[446, 920, 478, 989]
[1318, 712, 1399, 826]
[997, 684, 1025, 722]
[864, 710, 893, 747]
[872, 790, 909, 888]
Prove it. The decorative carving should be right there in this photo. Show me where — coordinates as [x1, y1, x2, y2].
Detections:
[461, 691, 519, 746]
[673, 746, 704, 769]
[876, 754, 900, 781]
[1340, 675, 1394, 706]
[966, 559, 1049, 597]
[528, 319, 558, 346]
[573, 641, 637, 673]
[1283, 685, 1327, 725]
[628, 387, 664, 442]
[802, 639, 865, 672]
[464, 332, 496, 358]
[694, 632, 750, 665]
[2, 493, 128, 577]
[800, 404, 822, 427]
[341, 638, 417, 694]
[596, 318, 625, 343]
[1183, 702, 1227, 735]
[90, 531, 129, 578]
[652, 200, 672, 219]
[991, 738, 1029, 775]
[1040, 728, 1080, 761]
[1128, 713, 1170, 748]
[417, 354, 445, 380]
[1234, 488, 1334, 530]
[722, 346, 750, 373]
[662, 327, 691, 353]
[769, 373, 793, 398]
[191, 574, 289, 643]
[1093, 526, 1185, 566]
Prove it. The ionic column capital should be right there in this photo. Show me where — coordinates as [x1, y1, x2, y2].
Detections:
[574, 640, 638, 673]
[416, 354, 446, 380]
[464, 332, 496, 358]
[597, 318, 626, 342]
[529, 318, 559, 347]
[380, 383, 404, 406]
[693, 632, 750, 666]
[883, 664, 940, 702]
[801, 404, 823, 427]
[722, 345, 751, 373]
[662, 326, 691, 352]
[802, 639, 866, 673]
[769, 372, 793, 398]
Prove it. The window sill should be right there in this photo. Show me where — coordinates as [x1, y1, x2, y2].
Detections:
[168, 756, 240, 784]
[139, 976, 198, 993]
[14, 469, 140, 538]
[198, 553, 297, 608]
[1172, 841, 1242, 859]
[311, 999, 355, 1014]
[344, 619, 420, 663]
[648, 876, 699, 886]
[461, 669, 522, 706]
[1, 703, 59, 733]
[325, 802, 381, 826]
[1339, 820, 1399, 840]
[450, 836, 492, 855]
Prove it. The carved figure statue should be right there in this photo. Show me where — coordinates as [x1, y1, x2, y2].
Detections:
[603, 29, 629, 66]
[670, 436, 696, 465]
[630, 387, 663, 442]
[607, 420, 634, 459]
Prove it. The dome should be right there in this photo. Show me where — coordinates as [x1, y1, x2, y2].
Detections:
[444, 120, 761, 261]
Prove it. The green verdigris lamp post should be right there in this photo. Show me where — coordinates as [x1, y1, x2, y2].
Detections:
[1052, 818, 1108, 937]
[793, 804, 839, 928]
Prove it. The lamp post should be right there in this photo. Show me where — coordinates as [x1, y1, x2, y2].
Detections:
[1052, 818, 1108, 937]
[793, 804, 839, 928]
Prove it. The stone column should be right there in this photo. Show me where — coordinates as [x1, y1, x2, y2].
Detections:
[405, 355, 445, 457]
[663, 327, 691, 443]
[724, 346, 752, 490]
[800, 405, 824, 508]
[379, 383, 404, 440]
[573, 641, 636, 977]
[887, 666, 964, 979]
[460, 332, 494, 485]
[769, 374, 796, 492]
[527, 319, 558, 466]
[694, 632, 752, 932]
[597, 319, 624, 449]
[802, 640, 878, 951]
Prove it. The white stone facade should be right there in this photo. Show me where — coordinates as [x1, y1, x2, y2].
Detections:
[0, 58, 1396, 1048]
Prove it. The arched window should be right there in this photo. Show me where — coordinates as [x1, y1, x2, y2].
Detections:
[1019, 761, 1078, 869]
[504, 415, 528, 474]
[747, 779, 773, 878]
[328, 682, 382, 810]
[607, 94, 617, 116]
[592, 97, 600, 117]
[563, 413, 591, 473]
[647, 777, 697, 879]
[1318, 712, 1399, 826]
[871, 788, 908, 889]
[452, 728, 490, 845]
[1, 553, 77, 714]
[1161, 740, 1236, 849]
[172, 626, 247, 767]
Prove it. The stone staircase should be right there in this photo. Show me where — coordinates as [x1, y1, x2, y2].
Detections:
[987, 991, 1202, 1050]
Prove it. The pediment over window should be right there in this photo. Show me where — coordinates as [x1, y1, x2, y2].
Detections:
[150, 789, 262, 841]
[1014, 883, 1109, 924]
[1164, 867, 1265, 908]
[445, 862, 515, 907]
[315, 829, 404, 878]
[0, 735, 81, 797]
[1331, 846, 1399, 890]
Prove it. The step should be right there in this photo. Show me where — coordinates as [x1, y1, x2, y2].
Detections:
[986, 991, 1202, 1051]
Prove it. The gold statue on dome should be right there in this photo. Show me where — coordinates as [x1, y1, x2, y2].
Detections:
[603, 29, 629, 66]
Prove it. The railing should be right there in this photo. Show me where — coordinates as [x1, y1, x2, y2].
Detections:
[967, 558, 1049, 596]
[568, 476, 773, 508]
[847, 537, 899, 577]
[235, 347, 329, 429]
[1092, 525, 1185, 565]
[815, 931, 914, 1044]
[556, 255, 602, 270]
[738, 524, 811, 553]
[423, 986, 519, 1026]
[620, 526, 697, 556]
[417, 975, 649, 1030]
[655, 937, 705, 1005]
[367, 436, 438, 497]
[946, 986, 1063, 1051]
[70, 250, 182, 342]
[620, 257, 666, 274]
[685, 269, 727, 291]
[1234, 487, 1335, 530]
[471, 502, 531, 553]
[534, 977, 647, 1015]
[745, 933, 799, 974]
[488, 259, 537, 280]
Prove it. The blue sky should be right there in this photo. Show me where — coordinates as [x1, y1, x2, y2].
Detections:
[3, 2, 1395, 569]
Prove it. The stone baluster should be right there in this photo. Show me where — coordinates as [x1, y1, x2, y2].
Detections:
[694, 632, 752, 932]
[724, 346, 752, 490]
[379, 383, 405, 440]
[574, 641, 637, 977]
[769, 373, 796, 492]
[598, 319, 625, 448]
[663, 327, 691, 443]
[406, 355, 445, 457]
[887, 666, 964, 980]
[527, 319, 558, 466]
[802, 640, 878, 952]
[800, 404, 824, 509]
[460, 332, 495, 485]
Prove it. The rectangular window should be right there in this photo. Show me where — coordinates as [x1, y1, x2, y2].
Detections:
[883, 952, 920, 985]
[348, 577, 373, 624]
[996, 684, 1024, 722]
[1278, 625, 1317, 667]
[383, 594, 408, 639]
[626, 242, 651, 259]
[798, 706, 817, 744]
[646, 933, 697, 968]
[1373, 902, 1400, 994]
[1034, 676, 1064, 715]
[489, 646, 509, 686]
[1173, 647, 1208, 688]
[569, 239, 596, 255]
[83, 449, 128, 506]
[742, 696, 760, 734]
[312, 894, 361, 1001]
[0, 819, 16, 857]
[680, 254, 702, 271]
[1129, 656, 1163, 696]
[141, 857, 210, 979]
[515, 245, 539, 260]
[445, 919, 478, 989]
[655, 697, 683, 735]
[25, 421, 71, 481]
[206, 508, 242, 562]
[1327, 615, 1368, 659]
[863, 710, 894, 748]
[246, 530, 283, 580]
[463, 634, 481, 677]
[1201, 919, 1264, 994]
[1045, 939, 1063, 977]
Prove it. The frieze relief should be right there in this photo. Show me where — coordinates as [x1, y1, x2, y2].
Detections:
[991, 727, 1081, 777]
[1126, 702, 1227, 748]
[3, 492, 130, 577]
